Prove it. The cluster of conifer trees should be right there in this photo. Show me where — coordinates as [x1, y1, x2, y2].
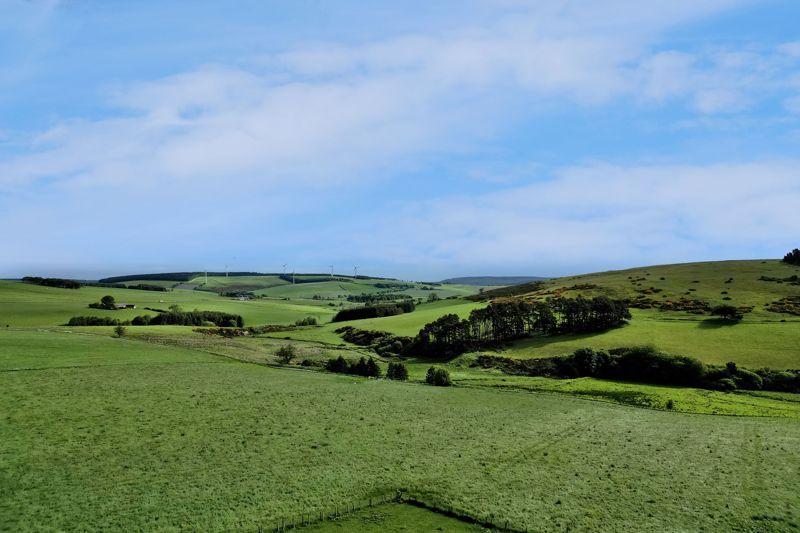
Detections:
[332, 300, 415, 322]
[783, 248, 800, 266]
[410, 296, 630, 357]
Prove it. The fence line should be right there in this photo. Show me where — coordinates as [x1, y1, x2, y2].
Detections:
[264, 489, 527, 532]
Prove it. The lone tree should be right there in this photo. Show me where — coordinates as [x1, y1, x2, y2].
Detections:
[427, 292, 441, 302]
[114, 325, 126, 338]
[711, 304, 743, 322]
[100, 295, 116, 309]
[276, 344, 296, 364]
[783, 248, 800, 266]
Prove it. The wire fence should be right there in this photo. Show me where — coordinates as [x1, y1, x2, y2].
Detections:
[263, 489, 527, 532]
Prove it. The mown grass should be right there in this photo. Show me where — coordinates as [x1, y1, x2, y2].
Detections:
[3, 330, 800, 532]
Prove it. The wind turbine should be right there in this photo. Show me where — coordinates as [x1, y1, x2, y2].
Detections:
[353, 266, 358, 279]
[329, 265, 334, 280]
[282, 264, 287, 275]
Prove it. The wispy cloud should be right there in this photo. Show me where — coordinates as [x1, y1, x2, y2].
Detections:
[1, 0, 799, 276]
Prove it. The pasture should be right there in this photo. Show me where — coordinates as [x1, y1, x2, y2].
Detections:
[2, 329, 799, 531]
[0, 280, 337, 327]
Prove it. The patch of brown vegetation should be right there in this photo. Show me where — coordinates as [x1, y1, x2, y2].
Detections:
[766, 296, 800, 316]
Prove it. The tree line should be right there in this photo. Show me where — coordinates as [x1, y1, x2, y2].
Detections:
[783, 248, 800, 266]
[409, 296, 630, 358]
[332, 300, 416, 322]
[67, 309, 243, 328]
[474, 346, 800, 394]
[22, 276, 81, 289]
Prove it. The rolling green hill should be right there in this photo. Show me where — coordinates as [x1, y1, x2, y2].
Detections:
[267, 260, 800, 370]
[0, 280, 337, 327]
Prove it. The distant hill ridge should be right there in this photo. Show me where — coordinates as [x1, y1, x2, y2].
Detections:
[98, 272, 399, 284]
[441, 276, 547, 286]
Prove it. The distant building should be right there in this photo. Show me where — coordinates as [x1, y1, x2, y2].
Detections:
[115, 303, 136, 309]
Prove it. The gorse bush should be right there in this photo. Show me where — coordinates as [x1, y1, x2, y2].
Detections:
[294, 316, 318, 326]
[325, 356, 381, 378]
[335, 326, 413, 356]
[474, 346, 800, 394]
[386, 362, 409, 381]
[425, 367, 452, 386]
[276, 344, 296, 364]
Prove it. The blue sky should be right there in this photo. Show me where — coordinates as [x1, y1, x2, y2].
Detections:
[1, 0, 799, 280]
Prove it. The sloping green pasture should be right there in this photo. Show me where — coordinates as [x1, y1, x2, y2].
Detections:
[0, 281, 336, 327]
[533, 259, 800, 319]
[2, 329, 799, 531]
[503, 309, 800, 369]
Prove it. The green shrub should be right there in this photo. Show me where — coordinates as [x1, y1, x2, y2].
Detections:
[386, 362, 409, 381]
[114, 325, 127, 338]
[276, 345, 296, 364]
[425, 367, 452, 386]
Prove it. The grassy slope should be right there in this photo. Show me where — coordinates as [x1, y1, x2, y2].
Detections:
[496, 259, 800, 368]
[0, 281, 336, 327]
[256, 278, 483, 300]
[505, 310, 800, 368]
[2, 329, 799, 532]
[532, 259, 800, 319]
[265, 299, 484, 344]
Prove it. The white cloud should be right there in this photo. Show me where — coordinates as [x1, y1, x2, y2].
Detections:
[2, 0, 800, 276]
[4, 0, 785, 195]
[359, 161, 800, 273]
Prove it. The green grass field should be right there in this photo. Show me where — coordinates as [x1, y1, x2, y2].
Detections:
[301, 502, 487, 532]
[501, 309, 800, 369]
[263, 299, 485, 344]
[2, 329, 799, 531]
[0, 280, 337, 327]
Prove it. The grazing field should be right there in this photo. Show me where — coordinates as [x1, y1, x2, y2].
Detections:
[0, 280, 337, 327]
[503, 309, 800, 369]
[264, 299, 485, 344]
[261, 261, 800, 371]
[2, 329, 799, 532]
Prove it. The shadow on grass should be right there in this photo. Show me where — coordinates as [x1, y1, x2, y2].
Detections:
[697, 318, 741, 329]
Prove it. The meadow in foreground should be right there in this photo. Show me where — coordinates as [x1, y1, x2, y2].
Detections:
[2, 329, 799, 531]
